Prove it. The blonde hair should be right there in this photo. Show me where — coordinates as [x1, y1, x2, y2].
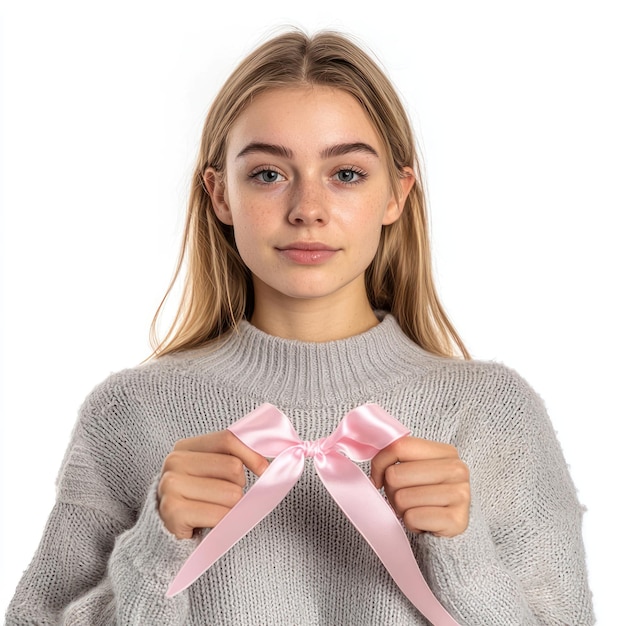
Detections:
[150, 29, 470, 359]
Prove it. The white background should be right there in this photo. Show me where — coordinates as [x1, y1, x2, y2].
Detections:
[2, 0, 624, 622]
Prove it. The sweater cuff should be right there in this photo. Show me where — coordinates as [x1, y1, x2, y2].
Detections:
[417, 494, 534, 625]
[106, 478, 199, 623]
[110, 478, 199, 585]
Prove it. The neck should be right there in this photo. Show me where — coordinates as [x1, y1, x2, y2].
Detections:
[250, 287, 380, 342]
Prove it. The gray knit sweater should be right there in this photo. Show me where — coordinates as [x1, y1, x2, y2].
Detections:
[6, 315, 594, 625]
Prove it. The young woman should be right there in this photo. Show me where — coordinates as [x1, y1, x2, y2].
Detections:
[6, 30, 594, 625]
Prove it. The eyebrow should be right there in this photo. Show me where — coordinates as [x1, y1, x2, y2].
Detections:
[235, 141, 379, 160]
[321, 142, 379, 159]
[236, 142, 293, 160]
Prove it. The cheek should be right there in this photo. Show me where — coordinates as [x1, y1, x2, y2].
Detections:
[226, 182, 277, 225]
[231, 208, 273, 243]
[226, 188, 262, 231]
[228, 202, 274, 267]
[231, 220, 260, 255]
[346, 194, 390, 241]
[357, 198, 393, 264]
[361, 226, 384, 264]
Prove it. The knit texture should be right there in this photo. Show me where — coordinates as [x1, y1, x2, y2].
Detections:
[5, 315, 594, 625]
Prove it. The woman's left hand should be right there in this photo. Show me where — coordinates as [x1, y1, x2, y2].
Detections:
[370, 437, 471, 537]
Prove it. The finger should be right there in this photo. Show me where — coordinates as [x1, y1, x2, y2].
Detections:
[158, 473, 244, 510]
[163, 450, 248, 486]
[370, 436, 458, 488]
[174, 430, 269, 477]
[383, 458, 469, 491]
[159, 492, 234, 539]
[402, 504, 470, 537]
[389, 483, 471, 517]
[174, 430, 236, 453]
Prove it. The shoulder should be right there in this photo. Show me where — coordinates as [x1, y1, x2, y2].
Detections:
[432, 358, 559, 464]
[398, 349, 552, 447]
[79, 344, 222, 411]
[371, 315, 546, 422]
[418, 351, 545, 412]
[69, 347, 221, 450]
[59, 349, 220, 503]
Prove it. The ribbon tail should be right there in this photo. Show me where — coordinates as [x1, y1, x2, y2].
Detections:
[316, 453, 461, 626]
[167, 449, 304, 597]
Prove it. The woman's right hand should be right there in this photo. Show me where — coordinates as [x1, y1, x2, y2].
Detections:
[158, 430, 270, 539]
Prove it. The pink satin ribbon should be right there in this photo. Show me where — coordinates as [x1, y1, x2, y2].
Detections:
[167, 403, 460, 626]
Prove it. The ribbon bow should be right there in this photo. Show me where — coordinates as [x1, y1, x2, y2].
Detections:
[167, 403, 459, 626]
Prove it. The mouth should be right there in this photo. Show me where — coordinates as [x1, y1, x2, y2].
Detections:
[277, 242, 339, 265]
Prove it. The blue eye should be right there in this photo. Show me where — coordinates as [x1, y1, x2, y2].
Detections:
[260, 170, 279, 183]
[250, 168, 284, 184]
[334, 168, 366, 184]
[337, 170, 356, 182]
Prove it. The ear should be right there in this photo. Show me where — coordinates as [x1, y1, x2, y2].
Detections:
[203, 167, 233, 225]
[382, 166, 416, 226]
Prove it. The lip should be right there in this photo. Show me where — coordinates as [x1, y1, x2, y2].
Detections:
[277, 242, 339, 265]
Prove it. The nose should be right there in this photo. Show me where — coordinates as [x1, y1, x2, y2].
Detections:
[287, 178, 329, 226]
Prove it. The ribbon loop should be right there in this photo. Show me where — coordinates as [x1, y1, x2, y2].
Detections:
[166, 403, 460, 626]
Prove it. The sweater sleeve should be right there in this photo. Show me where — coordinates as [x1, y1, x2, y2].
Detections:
[417, 365, 595, 625]
[4, 380, 197, 625]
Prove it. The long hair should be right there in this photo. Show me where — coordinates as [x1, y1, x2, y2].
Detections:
[150, 29, 470, 359]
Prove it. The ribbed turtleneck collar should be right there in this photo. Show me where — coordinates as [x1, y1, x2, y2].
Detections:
[183, 315, 438, 409]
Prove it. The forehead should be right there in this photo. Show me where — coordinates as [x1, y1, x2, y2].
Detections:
[226, 86, 383, 157]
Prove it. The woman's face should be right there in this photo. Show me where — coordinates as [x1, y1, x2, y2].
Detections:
[206, 86, 414, 316]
